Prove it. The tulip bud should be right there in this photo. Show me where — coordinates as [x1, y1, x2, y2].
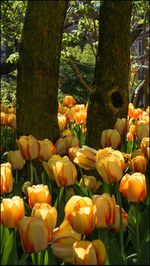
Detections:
[96, 147, 125, 184]
[16, 135, 39, 160]
[27, 184, 51, 208]
[140, 137, 150, 159]
[79, 175, 101, 193]
[74, 145, 97, 170]
[55, 135, 79, 156]
[65, 196, 96, 235]
[7, 150, 25, 170]
[0, 162, 13, 194]
[31, 203, 57, 231]
[58, 113, 67, 131]
[114, 118, 127, 136]
[101, 129, 121, 149]
[119, 172, 147, 202]
[92, 193, 116, 228]
[0, 196, 25, 228]
[63, 95, 76, 108]
[38, 138, 56, 161]
[48, 155, 77, 187]
[51, 219, 81, 263]
[18, 216, 50, 253]
[112, 205, 128, 232]
[73, 240, 106, 265]
[22, 181, 32, 195]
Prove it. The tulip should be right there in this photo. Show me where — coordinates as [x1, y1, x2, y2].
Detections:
[38, 138, 56, 161]
[119, 172, 147, 202]
[65, 195, 96, 235]
[68, 146, 80, 162]
[0, 112, 8, 125]
[7, 113, 16, 128]
[63, 95, 76, 108]
[74, 109, 87, 125]
[114, 117, 127, 136]
[16, 135, 39, 160]
[48, 155, 77, 187]
[31, 203, 57, 231]
[140, 137, 150, 159]
[79, 175, 101, 193]
[0, 162, 13, 194]
[58, 113, 67, 131]
[7, 150, 25, 170]
[0, 103, 9, 113]
[92, 193, 116, 228]
[73, 240, 106, 265]
[96, 147, 125, 184]
[101, 129, 121, 149]
[135, 123, 149, 140]
[51, 219, 81, 263]
[18, 216, 50, 253]
[130, 155, 147, 174]
[0, 196, 25, 228]
[112, 205, 128, 232]
[27, 184, 51, 208]
[55, 135, 79, 156]
[74, 145, 97, 170]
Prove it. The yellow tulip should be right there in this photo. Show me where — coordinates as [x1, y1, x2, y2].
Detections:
[27, 184, 51, 208]
[0, 162, 13, 194]
[16, 135, 39, 160]
[48, 155, 77, 187]
[55, 135, 79, 156]
[111, 205, 128, 232]
[51, 219, 81, 263]
[7, 150, 25, 170]
[96, 147, 125, 184]
[31, 203, 57, 231]
[18, 216, 50, 253]
[65, 196, 96, 235]
[73, 240, 106, 265]
[74, 145, 97, 170]
[92, 193, 116, 228]
[0, 196, 25, 228]
[101, 129, 121, 149]
[38, 138, 56, 161]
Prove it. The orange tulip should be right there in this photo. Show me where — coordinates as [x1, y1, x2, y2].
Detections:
[73, 240, 106, 265]
[74, 145, 97, 170]
[92, 193, 115, 228]
[31, 203, 57, 231]
[7, 113, 16, 128]
[96, 147, 125, 184]
[0, 103, 9, 113]
[0, 112, 8, 125]
[51, 219, 81, 263]
[48, 155, 77, 187]
[0, 162, 13, 194]
[27, 184, 51, 208]
[63, 95, 76, 108]
[65, 195, 96, 235]
[7, 150, 25, 170]
[0, 196, 25, 228]
[112, 205, 128, 232]
[16, 135, 39, 160]
[101, 129, 121, 149]
[18, 216, 50, 253]
[130, 154, 147, 174]
[38, 138, 56, 161]
[119, 172, 147, 202]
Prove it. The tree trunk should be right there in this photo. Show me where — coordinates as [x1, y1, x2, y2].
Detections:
[86, 0, 132, 149]
[16, 0, 69, 142]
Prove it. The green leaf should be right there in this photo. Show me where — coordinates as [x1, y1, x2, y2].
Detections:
[44, 250, 49, 265]
[138, 240, 150, 265]
[1, 230, 14, 265]
[18, 253, 30, 265]
[107, 239, 125, 265]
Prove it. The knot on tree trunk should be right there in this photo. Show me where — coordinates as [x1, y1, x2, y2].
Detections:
[106, 87, 128, 114]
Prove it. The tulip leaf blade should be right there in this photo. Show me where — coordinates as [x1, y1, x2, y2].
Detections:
[1, 230, 14, 265]
[107, 239, 125, 265]
[44, 250, 49, 265]
[138, 239, 150, 265]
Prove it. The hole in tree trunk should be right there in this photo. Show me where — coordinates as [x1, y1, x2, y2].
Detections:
[111, 91, 123, 108]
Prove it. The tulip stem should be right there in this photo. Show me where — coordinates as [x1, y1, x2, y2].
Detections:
[30, 160, 34, 184]
[15, 170, 18, 183]
[115, 183, 125, 262]
[136, 204, 140, 261]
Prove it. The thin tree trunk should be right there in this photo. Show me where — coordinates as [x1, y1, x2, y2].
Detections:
[16, 0, 69, 142]
[86, 0, 132, 149]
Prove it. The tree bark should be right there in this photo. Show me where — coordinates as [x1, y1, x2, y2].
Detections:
[86, 0, 132, 149]
[16, 0, 69, 142]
